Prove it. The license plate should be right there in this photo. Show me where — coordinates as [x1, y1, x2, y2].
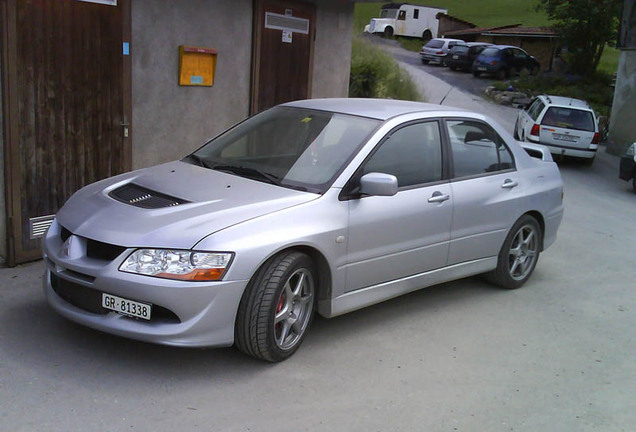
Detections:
[478, 66, 487, 71]
[453, 55, 459, 59]
[553, 133, 578, 142]
[102, 293, 152, 320]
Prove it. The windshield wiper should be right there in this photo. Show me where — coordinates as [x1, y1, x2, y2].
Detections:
[183, 154, 215, 169]
[212, 164, 283, 186]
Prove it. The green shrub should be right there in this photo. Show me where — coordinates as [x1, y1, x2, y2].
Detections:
[349, 37, 422, 101]
[510, 70, 614, 117]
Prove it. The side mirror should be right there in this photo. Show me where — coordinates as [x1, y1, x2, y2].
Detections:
[359, 172, 398, 197]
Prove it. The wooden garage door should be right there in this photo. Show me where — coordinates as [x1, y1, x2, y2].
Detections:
[1, 0, 132, 266]
[251, 0, 316, 113]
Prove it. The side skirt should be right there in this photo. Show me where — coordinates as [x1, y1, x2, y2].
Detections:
[318, 257, 497, 318]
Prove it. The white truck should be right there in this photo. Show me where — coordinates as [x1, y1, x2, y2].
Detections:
[364, 2, 447, 40]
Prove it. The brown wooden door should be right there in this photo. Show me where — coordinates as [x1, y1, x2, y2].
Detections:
[251, 0, 316, 113]
[1, 0, 131, 266]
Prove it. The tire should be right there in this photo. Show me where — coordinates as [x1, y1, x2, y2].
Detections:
[473, 70, 481, 77]
[383, 27, 393, 38]
[530, 65, 539, 76]
[485, 215, 542, 289]
[449, 65, 456, 71]
[422, 30, 432, 42]
[421, 59, 429, 65]
[582, 156, 595, 166]
[513, 119, 520, 140]
[632, 177, 636, 194]
[235, 251, 316, 362]
[495, 68, 507, 80]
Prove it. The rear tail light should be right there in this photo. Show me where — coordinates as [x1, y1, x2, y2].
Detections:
[436, 51, 444, 55]
[591, 132, 599, 144]
[530, 124, 540, 137]
[490, 60, 498, 66]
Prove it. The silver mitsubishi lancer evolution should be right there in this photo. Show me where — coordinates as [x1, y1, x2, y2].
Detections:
[43, 98, 563, 362]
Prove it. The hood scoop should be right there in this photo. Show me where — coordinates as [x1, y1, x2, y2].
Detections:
[109, 183, 190, 209]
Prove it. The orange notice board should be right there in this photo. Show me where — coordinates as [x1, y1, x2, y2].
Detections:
[179, 46, 217, 86]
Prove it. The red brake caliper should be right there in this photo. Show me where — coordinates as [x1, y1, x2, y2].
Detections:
[275, 293, 285, 331]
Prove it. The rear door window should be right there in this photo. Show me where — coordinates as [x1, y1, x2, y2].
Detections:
[445, 120, 515, 178]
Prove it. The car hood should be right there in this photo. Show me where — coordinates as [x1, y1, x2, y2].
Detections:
[56, 161, 318, 250]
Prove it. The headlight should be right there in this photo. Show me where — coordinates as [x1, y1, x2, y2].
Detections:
[119, 249, 233, 281]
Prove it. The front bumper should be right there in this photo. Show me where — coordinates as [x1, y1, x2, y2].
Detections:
[42, 220, 249, 347]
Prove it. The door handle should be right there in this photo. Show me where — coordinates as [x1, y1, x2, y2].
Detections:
[502, 179, 518, 189]
[428, 192, 450, 203]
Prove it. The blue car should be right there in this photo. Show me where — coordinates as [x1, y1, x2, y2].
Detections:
[472, 45, 540, 80]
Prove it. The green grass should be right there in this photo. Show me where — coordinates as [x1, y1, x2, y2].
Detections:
[598, 45, 620, 74]
[349, 37, 422, 101]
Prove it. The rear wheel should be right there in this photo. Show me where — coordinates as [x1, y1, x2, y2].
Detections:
[486, 215, 542, 289]
[513, 119, 520, 140]
[235, 251, 316, 362]
[496, 68, 507, 80]
[421, 59, 429, 65]
[632, 177, 636, 194]
[421, 30, 432, 42]
[473, 70, 481, 77]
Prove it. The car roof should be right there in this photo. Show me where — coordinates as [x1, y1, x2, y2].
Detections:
[539, 95, 592, 110]
[282, 98, 467, 121]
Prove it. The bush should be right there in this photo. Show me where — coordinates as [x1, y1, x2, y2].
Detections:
[349, 37, 422, 101]
[510, 70, 614, 116]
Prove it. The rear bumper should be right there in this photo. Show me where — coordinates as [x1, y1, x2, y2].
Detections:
[538, 142, 597, 159]
[420, 52, 445, 64]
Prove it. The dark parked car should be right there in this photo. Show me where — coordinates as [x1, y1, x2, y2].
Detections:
[619, 142, 636, 193]
[472, 45, 540, 79]
[446, 42, 491, 71]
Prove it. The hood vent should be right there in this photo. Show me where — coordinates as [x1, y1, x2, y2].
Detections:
[109, 184, 190, 209]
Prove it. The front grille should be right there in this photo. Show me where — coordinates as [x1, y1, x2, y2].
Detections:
[50, 273, 181, 323]
[51, 273, 107, 315]
[86, 239, 127, 261]
[109, 183, 189, 209]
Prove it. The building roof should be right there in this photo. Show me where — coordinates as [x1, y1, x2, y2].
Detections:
[444, 24, 557, 38]
[436, 13, 477, 29]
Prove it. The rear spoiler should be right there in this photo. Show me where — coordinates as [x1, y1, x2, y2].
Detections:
[519, 142, 553, 162]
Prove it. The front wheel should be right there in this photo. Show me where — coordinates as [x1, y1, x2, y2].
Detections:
[485, 215, 542, 289]
[473, 70, 481, 77]
[235, 251, 316, 362]
[383, 27, 393, 38]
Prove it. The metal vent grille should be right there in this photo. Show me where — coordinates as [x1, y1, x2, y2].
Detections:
[265, 12, 310, 34]
[29, 215, 55, 239]
[109, 184, 189, 209]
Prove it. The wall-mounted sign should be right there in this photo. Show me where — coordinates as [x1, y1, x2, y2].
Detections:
[179, 46, 217, 87]
[77, 0, 117, 5]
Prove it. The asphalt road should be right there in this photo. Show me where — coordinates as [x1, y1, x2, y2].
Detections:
[1, 47, 635, 431]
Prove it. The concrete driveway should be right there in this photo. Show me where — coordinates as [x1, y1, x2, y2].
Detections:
[1, 54, 635, 431]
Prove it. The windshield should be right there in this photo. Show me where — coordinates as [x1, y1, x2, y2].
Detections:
[541, 107, 595, 132]
[380, 8, 398, 19]
[188, 107, 379, 193]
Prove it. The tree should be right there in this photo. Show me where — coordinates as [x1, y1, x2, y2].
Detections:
[537, 0, 623, 76]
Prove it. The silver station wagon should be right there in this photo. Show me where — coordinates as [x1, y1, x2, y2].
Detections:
[43, 99, 564, 362]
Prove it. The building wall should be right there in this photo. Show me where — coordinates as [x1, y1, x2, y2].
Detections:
[310, 0, 354, 99]
[608, 50, 636, 154]
[131, 0, 254, 169]
[0, 59, 5, 264]
[130, 0, 354, 170]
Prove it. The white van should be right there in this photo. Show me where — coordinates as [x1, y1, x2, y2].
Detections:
[364, 3, 447, 40]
